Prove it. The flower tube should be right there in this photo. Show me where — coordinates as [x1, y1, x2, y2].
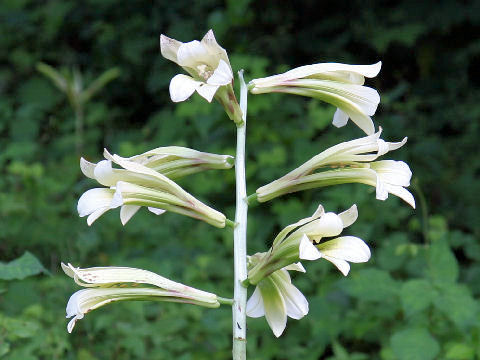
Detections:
[255, 129, 415, 208]
[249, 61, 382, 134]
[62, 263, 220, 333]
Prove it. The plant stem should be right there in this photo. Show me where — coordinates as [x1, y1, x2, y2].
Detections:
[218, 297, 235, 306]
[232, 70, 248, 360]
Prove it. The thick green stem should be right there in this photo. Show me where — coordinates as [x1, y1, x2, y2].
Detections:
[232, 70, 248, 360]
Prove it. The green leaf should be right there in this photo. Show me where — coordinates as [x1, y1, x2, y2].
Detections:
[426, 238, 459, 284]
[0, 252, 47, 280]
[445, 342, 475, 360]
[400, 279, 437, 317]
[0, 342, 10, 357]
[343, 269, 399, 302]
[434, 284, 478, 330]
[390, 328, 440, 360]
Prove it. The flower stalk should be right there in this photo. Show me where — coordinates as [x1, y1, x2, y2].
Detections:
[232, 70, 248, 360]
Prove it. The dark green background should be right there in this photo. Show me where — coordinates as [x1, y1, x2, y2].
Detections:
[1, 0, 479, 359]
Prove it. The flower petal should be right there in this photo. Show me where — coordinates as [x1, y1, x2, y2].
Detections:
[246, 286, 265, 318]
[299, 235, 322, 260]
[148, 207, 167, 215]
[80, 157, 96, 179]
[259, 279, 287, 337]
[176, 40, 210, 67]
[338, 204, 358, 228]
[93, 160, 118, 187]
[160, 34, 183, 64]
[169, 74, 201, 102]
[384, 184, 416, 209]
[77, 188, 114, 217]
[196, 83, 219, 102]
[373, 160, 412, 186]
[284, 262, 306, 273]
[333, 108, 349, 128]
[321, 255, 351, 276]
[120, 205, 141, 225]
[279, 282, 308, 320]
[317, 236, 371, 263]
[207, 59, 233, 86]
[201, 29, 231, 66]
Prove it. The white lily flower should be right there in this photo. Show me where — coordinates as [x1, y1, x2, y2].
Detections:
[78, 148, 227, 227]
[256, 129, 415, 208]
[248, 204, 369, 284]
[249, 61, 382, 134]
[62, 263, 219, 333]
[246, 266, 308, 337]
[161, 30, 243, 123]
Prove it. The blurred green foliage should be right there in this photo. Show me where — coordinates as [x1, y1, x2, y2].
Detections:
[1, 0, 479, 359]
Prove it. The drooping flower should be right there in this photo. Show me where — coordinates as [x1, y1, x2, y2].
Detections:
[246, 264, 308, 337]
[160, 30, 243, 124]
[247, 204, 370, 285]
[249, 61, 382, 134]
[78, 148, 228, 227]
[81, 146, 234, 181]
[62, 263, 220, 333]
[255, 129, 415, 208]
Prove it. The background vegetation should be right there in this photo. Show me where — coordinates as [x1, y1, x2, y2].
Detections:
[1, 0, 479, 359]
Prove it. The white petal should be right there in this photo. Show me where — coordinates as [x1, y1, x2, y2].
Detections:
[160, 34, 183, 64]
[87, 207, 110, 226]
[316, 212, 345, 237]
[280, 282, 309, 320]
[384, 184, 416, 209]
[176, 40, 210, 67]
[375, 176, 389, 201]
[148, 207, 166, 215]
[246, 286, 265, 318]
[284, 262, 306, 273]
[373, 160, 412, 186]
[347, 112, 375, 135]
[321, 255, 351, 276]
[318, 236, 371, 263]
[80, 157, 96, 179]
[338, 204, 358, 228]
[260, 281, 287, 337]
[120, 205, 141, 225]
[196, 83, 219, 102]
[206, 59, 233, 86]
[201, 29, 231, 66]
[77, 188, 114, 217]
[299, 235, 322, 260]
[169, 74, 201, 102]
[110, 186, 125, 209]
[252, 61, 382, 87]
[93, 160, 118, 187]
[67, 316, 79, 334]
[332, 108, 349, 128]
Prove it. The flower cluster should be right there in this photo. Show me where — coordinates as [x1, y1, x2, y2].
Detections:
[78, 147, 231, 228]
[62, 30, 415, 343]
[246, 204, 370, 336]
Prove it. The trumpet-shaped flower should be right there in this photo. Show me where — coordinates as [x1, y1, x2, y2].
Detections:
[81, 146, 234, 181]
[255, 129, 415, 208]
[249, 61, 382, 134]
[78, 148, 227, 227]
[62, 263, 220, 333]
[161, 30, 243, 123]
[246, 265, 308, 337]
[247, 204, 370, 285]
